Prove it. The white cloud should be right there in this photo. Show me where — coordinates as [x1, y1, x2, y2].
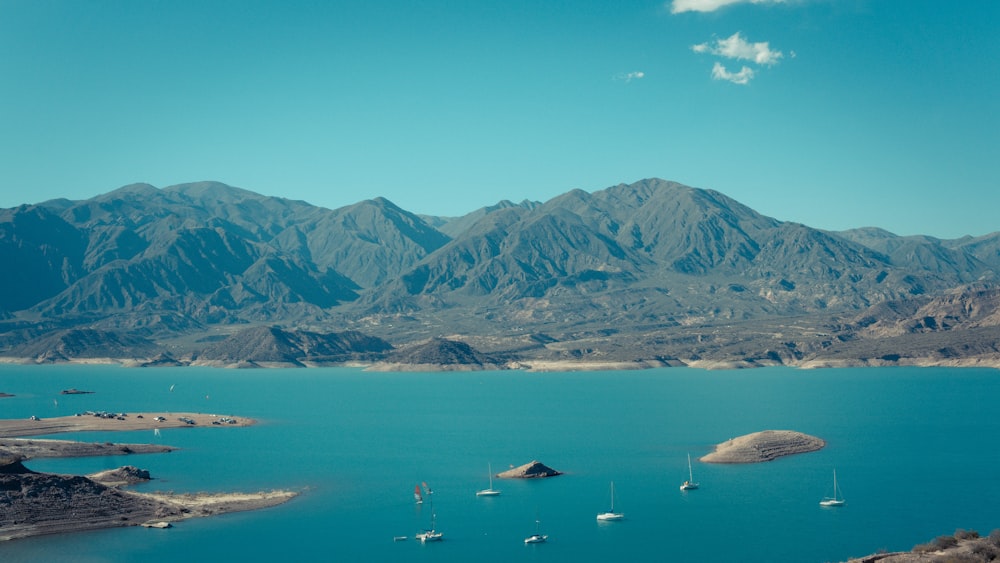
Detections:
[691, 32, 783, 66]
[615, 71, 646, 83]
[670, 0, 789, 14]
[711, 62, 755, 85]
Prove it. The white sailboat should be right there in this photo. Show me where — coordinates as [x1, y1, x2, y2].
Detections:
[524, 516, 548, 544]
[680, 453, 699, 491]
[476, 463, 501, 496]
[596, 481, 625, 521]
[415, 512, 443, 542]
[819, 469, 846, 507]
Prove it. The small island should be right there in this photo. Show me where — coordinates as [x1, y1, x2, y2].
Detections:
[496, 460, 562, 479]
[700, 430, 825, 463]
[0, 411, 254, 439]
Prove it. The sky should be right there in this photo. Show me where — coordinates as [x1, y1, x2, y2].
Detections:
[1, 0, 997, 238]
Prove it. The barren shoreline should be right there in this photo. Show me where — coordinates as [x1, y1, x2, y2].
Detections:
[0, 411, 294, 543]
[0, 412, 255, 439]
[4, 355, 1000, 371]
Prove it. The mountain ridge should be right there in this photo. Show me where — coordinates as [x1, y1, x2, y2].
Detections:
[2, 178, 999, 369]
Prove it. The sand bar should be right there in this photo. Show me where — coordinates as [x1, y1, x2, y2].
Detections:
[0, 412, 255, 439]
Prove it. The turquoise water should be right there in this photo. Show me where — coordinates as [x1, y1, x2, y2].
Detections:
[1, 364, 998, 562]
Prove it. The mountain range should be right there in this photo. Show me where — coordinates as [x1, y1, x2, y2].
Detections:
[2, 178, 998, 369]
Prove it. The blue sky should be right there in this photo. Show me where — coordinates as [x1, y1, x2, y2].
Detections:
[1, 0, 997, 238]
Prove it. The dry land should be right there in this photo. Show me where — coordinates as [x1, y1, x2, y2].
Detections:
[700, 430, 825, 463]
[0, 412, 294, 542]
[0, 412, 254, 439]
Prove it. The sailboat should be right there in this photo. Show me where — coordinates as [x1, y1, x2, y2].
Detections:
[415, 512, 443, 542]
[476, 463, 501, 496]
[524, 515, 548, 544]
[680, 453, 699, 491]
[413, 484, 423, 504]
[819, 469, 846, 507]
[596, 481, 625, 521]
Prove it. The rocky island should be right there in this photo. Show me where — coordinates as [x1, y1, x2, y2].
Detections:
[496, 460, 562, 478]
[700, 430, 825, 463]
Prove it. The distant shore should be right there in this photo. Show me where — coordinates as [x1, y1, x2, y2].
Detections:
[3, 354, 1000, 371]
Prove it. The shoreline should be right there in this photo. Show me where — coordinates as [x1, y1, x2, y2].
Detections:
[0, 409, 293, 543]
[1, 438, 176, 460]
[3, 355, 1000, 371]
[0, 463, 297, 543]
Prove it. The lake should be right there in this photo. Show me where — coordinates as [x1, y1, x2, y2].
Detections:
[1, 364, 998, 562]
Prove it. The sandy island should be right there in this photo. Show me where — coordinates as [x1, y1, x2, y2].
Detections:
[0, 412, 255, 440]
[700, 430, 825, 463]
[0, 412, 255, 460]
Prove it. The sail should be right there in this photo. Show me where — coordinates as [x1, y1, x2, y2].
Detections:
[414, 485, 423, 504]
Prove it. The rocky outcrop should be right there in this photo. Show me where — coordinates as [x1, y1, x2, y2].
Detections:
[371, 338, 508, 371]
[846, 529, 1000, 563]
[0, 454, 295, 542]
[496, 460, 562, 479]
[0, 455, 169, 541]
[88, 465, 152, 487]
[700, 430, 825, 463]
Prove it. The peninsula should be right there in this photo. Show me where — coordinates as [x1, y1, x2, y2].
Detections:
[700, 430, 825, 463]
[0, 453, 295, 542]
[0, 412, 254, 439]
[0, 412, 295, 542]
